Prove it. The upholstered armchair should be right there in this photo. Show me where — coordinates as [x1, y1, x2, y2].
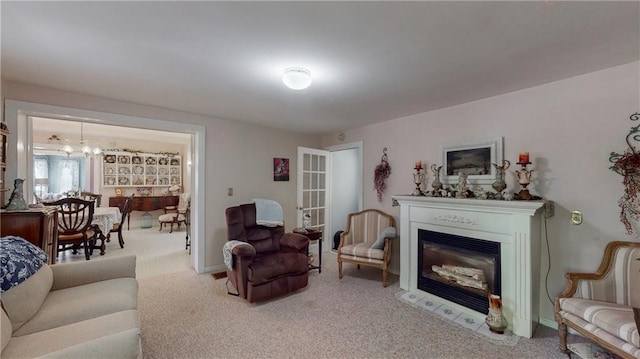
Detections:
[337, 209, 396, 287]
[224, 203, 309, 303]
[555, 241, 640, 358]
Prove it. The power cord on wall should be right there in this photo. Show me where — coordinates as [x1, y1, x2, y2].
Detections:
[543, 216, 554, 305]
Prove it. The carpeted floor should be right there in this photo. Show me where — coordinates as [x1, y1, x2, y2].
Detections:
[138, 252, 576, 359]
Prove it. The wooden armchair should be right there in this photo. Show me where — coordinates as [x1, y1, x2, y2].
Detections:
[158, 192, 190, 233]
[43, 197, 97, 260]
[337, 209, 396, 287]
[555, 241, 640, 358]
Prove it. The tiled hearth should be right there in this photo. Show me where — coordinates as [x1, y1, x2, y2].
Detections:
[396, 290, 520, 346]
[393, 195, 548, 338]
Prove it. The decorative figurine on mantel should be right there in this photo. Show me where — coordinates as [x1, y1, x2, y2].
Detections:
[430, 164, 443, 196]
[515, 152, 534, 200]
[412, 161, 425, 196]
[492, 160, 510, 200]
[5, 178, 28, 210]
[455, 172, 469, 198]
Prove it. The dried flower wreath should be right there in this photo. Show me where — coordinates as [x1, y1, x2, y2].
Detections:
[374, 148, 391, 202]
[609, 112, 640, 235]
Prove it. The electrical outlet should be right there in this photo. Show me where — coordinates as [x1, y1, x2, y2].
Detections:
[570, 210, 582, 225]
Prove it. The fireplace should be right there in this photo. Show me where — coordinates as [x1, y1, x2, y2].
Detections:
[393, 195, 549, 338]
[418, 229, 500, 314]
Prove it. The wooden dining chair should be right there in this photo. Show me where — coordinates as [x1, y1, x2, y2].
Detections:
[80, 191, 102, 207]
[43, 197, 97, 260]
[108, 194, 134, 248]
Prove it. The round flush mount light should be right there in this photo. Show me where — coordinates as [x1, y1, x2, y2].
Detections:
[282, 67, 312, 90]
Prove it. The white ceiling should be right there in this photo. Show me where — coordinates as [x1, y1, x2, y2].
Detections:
[3, 2, 639, 135]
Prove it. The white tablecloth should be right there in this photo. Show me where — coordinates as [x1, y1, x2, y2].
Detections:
[93, 207, 122, 234]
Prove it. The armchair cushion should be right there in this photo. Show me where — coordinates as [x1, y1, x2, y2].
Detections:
[247, 252, 309, 285]
[559, 298, 639, 347]
[340, 243, 385, 261]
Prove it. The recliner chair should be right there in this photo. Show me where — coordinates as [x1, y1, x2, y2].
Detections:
[225, 203, 310, 303]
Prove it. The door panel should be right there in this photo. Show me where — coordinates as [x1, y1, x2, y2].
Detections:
[297, 147, 330, 248]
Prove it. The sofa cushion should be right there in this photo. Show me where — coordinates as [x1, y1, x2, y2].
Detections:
[1, 308, 12, 352]
[13, 277, 137, 337]
[0, 236, 48, 292]
[560, 297, 639, 347]
[2, 309, 140, 359]
[2, 265, 54, 332]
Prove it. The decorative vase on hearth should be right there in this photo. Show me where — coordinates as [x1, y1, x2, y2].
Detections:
[492, 160, 510, 200]
[486, 294, 508, 334]
[431, 164, 443, 196]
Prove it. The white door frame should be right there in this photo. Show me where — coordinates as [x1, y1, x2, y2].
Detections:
[4, 100, 207, 274]
[326, 141, 364, 242]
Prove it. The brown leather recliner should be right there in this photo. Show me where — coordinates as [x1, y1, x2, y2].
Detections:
[225, 203, 310, 303]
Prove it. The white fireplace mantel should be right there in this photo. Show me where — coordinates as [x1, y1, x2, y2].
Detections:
[393, 195, 548, 338]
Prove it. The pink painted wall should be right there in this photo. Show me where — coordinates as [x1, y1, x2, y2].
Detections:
[322, 61, 640, 323]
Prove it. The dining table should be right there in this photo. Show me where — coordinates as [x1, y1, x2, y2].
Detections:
[93, 207, 122, 234]
[90, 206, 122, 255]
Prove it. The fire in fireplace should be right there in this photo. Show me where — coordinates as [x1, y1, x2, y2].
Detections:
[417, 229, 501, 314]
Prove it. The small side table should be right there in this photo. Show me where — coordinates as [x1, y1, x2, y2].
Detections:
[293, 228, 322, 273]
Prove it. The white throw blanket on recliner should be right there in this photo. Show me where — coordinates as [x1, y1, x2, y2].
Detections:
[252, 198, 284, 227]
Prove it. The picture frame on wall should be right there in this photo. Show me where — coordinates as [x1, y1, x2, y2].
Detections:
[114, 187, 123, 197]
[442, 137, 503, 185]
[273, 158, 290, 181]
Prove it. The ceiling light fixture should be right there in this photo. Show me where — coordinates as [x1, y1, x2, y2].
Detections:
[282, 67, 312, 90]
[51, 123, 102, 157]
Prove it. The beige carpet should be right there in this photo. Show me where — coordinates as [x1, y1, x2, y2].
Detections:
[138, 252, 576, 359]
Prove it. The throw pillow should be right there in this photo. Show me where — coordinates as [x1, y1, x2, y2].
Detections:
[0, 236, 48, 293]
[371, 227, 396, 250]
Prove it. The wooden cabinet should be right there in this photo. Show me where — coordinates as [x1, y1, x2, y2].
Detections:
[1, 122, 9, 207]
[102, 152, 181, 187]
[0, 207, 59, 264]
[109, 195, 179, 230]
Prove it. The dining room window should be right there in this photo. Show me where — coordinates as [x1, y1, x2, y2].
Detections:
[34, 155, 86, 196]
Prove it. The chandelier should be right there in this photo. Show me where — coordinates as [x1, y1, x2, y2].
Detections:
[53, 123, 102, 157]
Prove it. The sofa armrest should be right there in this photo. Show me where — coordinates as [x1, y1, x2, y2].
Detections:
[51, 255, 136, 291]
[280, 233, 309, 252]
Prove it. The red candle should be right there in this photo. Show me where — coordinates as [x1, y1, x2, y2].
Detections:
[415, 161, 422, 170]
[519, 152, 530, 163]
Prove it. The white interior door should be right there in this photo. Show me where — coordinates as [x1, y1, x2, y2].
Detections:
[297, 147, 331, 251]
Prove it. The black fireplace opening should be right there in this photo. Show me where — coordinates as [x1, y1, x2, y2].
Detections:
[418, 229, 501, 314]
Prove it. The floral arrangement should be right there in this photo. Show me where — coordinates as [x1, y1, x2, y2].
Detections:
[374, 148, 391, 202]
[609, 112, 640, 235]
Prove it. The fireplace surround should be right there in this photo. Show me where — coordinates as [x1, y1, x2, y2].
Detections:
[393, 195, 548, 338]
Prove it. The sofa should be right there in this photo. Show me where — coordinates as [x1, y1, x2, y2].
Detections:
[1, 236, 141, 358]
[225, 203, 309, 303]
[555, 241, 640, 359]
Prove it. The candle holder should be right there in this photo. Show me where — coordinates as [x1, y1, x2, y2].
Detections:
[515, 160, 534, 200]
[412, 167, 425, 196]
